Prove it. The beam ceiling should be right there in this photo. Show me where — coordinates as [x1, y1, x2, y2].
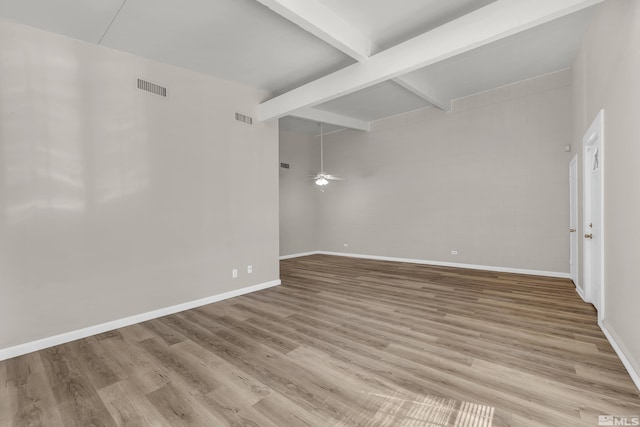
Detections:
[257, 0, 603, 123]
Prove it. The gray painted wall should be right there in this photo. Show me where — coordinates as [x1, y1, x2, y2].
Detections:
[279, 131, 320, 256]
[572, 0, 640, 381]
[281, 70, 573, 274]
[0, 21, 279, 351]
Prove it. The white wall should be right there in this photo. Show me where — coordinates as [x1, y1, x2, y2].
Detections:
[572, 0, 640, 382]
[281, 70, 572, 274]
[0, 21, 279, 352]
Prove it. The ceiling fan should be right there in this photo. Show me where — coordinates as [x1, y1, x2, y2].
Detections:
[311, 123, 342, 190]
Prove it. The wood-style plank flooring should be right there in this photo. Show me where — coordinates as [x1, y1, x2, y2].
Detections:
[2, 254, 639, 426]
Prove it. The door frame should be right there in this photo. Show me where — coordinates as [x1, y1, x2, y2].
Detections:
[582, 109, 605, 319]
[569, 155, 579, 289]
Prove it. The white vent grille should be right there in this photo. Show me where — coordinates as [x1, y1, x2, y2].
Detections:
[137, 79, 167, 97]
[235, 113, 253, 125]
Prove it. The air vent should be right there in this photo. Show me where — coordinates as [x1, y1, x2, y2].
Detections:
[280, 162, 290, 169]
[235, 113, 253, 125]
[137, 78, 167, 97]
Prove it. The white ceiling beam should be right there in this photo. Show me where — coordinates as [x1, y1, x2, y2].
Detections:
[392, 76, 451, 112]
[254, 0, 371, 61]
[258, 0, 604, 121]
[289, 108, 370, 132]
[254, 0, 450, 112]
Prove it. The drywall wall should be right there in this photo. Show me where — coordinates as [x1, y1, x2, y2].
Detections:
[281, 70, 573, 273]
[279, 131, 320, 256]
[0, 20, 279, 352]
[572, 0, 640, 380]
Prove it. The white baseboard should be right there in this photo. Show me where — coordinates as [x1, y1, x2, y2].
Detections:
[281, 250, 570, 279]
[279, 251, 318, 260]
[574, 283, 587, 302]
[0, 279, 281, 362]
[599, 319, 640, 392]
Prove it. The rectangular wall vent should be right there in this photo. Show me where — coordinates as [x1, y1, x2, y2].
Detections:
[280, 162, 290, 169]
[137, 78, 167, 97]
[235, 113, 253, 125]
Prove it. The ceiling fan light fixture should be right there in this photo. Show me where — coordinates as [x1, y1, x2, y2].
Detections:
[312, 123, 341, 190]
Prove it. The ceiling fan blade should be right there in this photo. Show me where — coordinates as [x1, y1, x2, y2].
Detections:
[325, 175, 343, 180]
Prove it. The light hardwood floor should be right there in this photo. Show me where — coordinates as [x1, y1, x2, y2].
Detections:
[2, 254, 639, 426]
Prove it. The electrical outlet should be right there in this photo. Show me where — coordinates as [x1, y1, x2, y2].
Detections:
[232, 269, 238, 278]
[247, 265, 253, 274]
[451, 250, 458, 255]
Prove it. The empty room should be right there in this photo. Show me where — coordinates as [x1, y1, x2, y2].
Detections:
[1, 0, 639, 426]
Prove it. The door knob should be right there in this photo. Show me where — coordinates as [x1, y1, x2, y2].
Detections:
[585, 233, 593, 239]
[569, 229, 576, 232]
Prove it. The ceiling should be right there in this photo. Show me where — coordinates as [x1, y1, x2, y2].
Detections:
[0, 0, 600, 134]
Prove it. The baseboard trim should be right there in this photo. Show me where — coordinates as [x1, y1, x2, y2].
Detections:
[574, 283, 587, 302]
[0, 279, 281, 362]
[279, 251, 318, 260]
[599, 319, 640, 392]
[281, 250, 569, 279]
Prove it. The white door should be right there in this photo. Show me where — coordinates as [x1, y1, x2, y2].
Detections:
[569, 156, 579, 286]
[583, 110, 604, 314]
